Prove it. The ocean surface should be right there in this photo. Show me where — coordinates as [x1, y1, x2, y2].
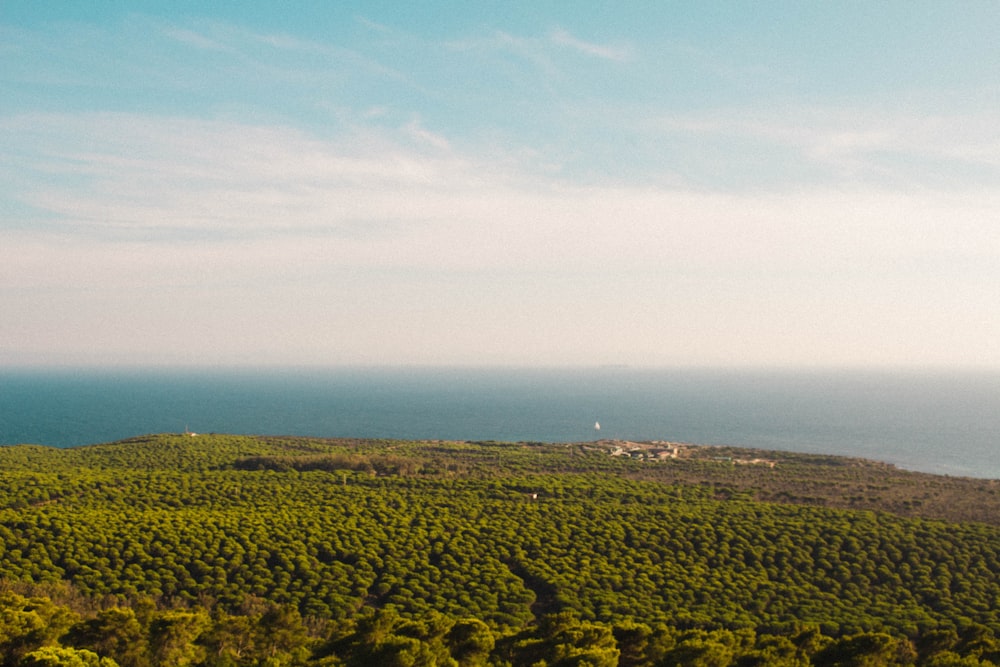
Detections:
[1, 367, 998, 479]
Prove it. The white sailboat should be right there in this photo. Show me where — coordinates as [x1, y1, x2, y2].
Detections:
[594, 421, 601, 431]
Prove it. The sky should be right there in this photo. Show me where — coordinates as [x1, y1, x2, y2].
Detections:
[2, 2, 999, 368]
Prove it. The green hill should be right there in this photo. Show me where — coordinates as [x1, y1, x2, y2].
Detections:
[1, 433, 998, 666]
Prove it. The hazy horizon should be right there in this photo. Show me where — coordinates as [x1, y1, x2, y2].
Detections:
[5, 362, 999, 375]
[3, 2, 999, 368]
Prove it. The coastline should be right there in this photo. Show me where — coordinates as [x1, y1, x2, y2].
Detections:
[5, 432, 998, 525]
[2, 366, 999, 478]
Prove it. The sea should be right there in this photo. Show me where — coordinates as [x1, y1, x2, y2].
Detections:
[1, 367, 998, 479]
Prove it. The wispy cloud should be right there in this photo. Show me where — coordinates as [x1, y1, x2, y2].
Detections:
[4, 111, 998, 276]
[162, 26, 229, 52]
[549, 27, 632, 62]
[355, 16, 394, 35]
[647, 106, 1000, 187]
[446, 29, 558, 79]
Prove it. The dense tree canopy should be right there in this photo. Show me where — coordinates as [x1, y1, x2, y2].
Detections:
[0, 433, 998, 665]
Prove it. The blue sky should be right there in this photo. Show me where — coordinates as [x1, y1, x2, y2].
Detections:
[2, 2, 999, 367]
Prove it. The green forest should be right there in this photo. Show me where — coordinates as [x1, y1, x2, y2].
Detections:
[1, 433, 999, 666]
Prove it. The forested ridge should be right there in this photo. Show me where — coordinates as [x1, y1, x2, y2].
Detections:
[1, 433, 999, 666]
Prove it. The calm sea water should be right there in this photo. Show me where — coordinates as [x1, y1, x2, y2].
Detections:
[1, 367, 998, 478]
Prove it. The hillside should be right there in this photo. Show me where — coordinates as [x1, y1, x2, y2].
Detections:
[1, 433, 999, 666]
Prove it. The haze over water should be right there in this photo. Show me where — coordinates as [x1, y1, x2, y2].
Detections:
[2, 367, 998, 479]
